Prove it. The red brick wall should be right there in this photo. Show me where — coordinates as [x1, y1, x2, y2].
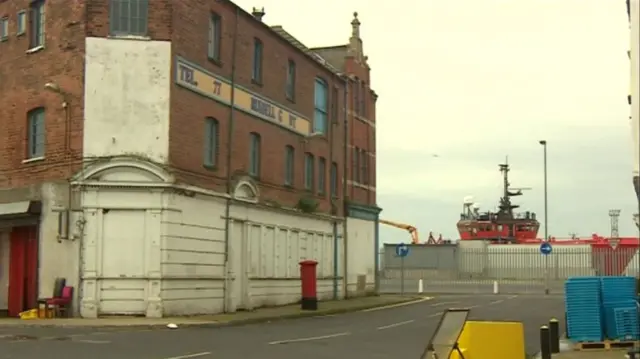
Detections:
[345, 57, 377, 207]
[168, 1, 347, 214]
[0, 0, 86, 189]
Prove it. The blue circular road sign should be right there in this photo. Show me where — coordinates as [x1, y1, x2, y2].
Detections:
[540, 242, 552, 255]
[396, 243, 410, 257]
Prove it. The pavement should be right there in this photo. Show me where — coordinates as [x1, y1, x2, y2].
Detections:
[0, 294, 565, 359]
[532, 339, 639, 359]
[0, 295, 422, 328]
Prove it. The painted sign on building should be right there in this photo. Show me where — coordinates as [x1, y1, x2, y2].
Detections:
[175, 58, 311, 135]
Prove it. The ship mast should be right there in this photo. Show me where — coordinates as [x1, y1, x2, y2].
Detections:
[497, 161, 522, 220]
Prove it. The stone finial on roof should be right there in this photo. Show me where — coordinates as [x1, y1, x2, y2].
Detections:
[348, 11, 367, 66]
[351, 12, 360, 38]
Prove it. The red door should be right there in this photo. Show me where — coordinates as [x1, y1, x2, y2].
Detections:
[7, 226, 38, 317]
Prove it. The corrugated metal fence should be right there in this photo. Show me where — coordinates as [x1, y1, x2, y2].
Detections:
[379, 242, 640, 294]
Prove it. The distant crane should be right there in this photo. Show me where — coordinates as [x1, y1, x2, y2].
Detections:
[379, 219, 443, 244]
[379, 219, 419, 244]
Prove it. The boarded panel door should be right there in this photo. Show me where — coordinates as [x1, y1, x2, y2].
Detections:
[228, 221, 250, 311]
[228, 221, 243, 312]
[99, 209, 146, 315]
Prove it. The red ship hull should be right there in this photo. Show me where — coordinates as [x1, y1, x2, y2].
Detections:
[458, 222, 538, 241]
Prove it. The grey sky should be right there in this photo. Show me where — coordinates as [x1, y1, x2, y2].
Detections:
[233, 0, 635, 242]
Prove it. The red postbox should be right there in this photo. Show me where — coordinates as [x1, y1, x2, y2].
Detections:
[299, 260, 318, 310]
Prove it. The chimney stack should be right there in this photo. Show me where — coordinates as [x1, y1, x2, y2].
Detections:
[252, 7, 265, 21]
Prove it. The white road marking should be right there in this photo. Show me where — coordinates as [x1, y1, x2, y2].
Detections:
[361, 296, 433, 312]
[314, 314, 336, 318]
[73, 339, 111, 344]
[268, 332, 351, 345]
[163, 352, 211, 359]
[507, 295, 518, 299]
[377, 320, 415, 330]
[427, 312, 443, 318]
[430, 301, 460, 307]
[489, 300, 504, 305]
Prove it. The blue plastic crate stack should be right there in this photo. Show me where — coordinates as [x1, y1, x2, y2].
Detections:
[601, 276, 639, 340]
[565, 277, 603, 341]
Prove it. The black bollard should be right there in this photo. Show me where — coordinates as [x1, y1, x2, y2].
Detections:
[549, 318, 560, 353]
[540, 325, 551, 359]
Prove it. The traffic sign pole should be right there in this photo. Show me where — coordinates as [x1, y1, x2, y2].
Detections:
[400, 255, 405, 296]
[544, 254, 549, 295]
[540, 242, 553, 295]
[395, 243, 409, 296]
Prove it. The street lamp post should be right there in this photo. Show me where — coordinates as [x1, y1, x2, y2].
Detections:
[539, 140, 548, 241]
[539, 140, 549, 295]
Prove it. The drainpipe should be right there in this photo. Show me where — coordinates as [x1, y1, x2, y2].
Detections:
[341, 76, 350, 298]
[222, 6, 240, 313]
[372, 94, 380, 293]
[374, 212, 380, 293]
[330, 85, 338, 300]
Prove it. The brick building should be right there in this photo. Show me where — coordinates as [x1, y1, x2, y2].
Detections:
[0, 0, 379, 318]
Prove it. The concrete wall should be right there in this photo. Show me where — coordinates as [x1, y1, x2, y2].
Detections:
[383, 244, 458, 270]
[38, 183, 82, 301]
[346, 217, 376, 295]
[83, 37, 171, 163]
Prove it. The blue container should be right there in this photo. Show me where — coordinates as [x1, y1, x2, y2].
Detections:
[603, 304, 639, 340]
[565, 277, 604, 341]
[601, 277, 637, 304]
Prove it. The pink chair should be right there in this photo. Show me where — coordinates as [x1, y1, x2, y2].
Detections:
[45, 286, 73, 318]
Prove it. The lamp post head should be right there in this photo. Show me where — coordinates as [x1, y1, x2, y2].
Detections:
[44, 82, 62, 93]
[539, 140, 547, 145]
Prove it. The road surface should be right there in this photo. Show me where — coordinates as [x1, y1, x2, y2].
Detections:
[0, 294, 564, 359]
